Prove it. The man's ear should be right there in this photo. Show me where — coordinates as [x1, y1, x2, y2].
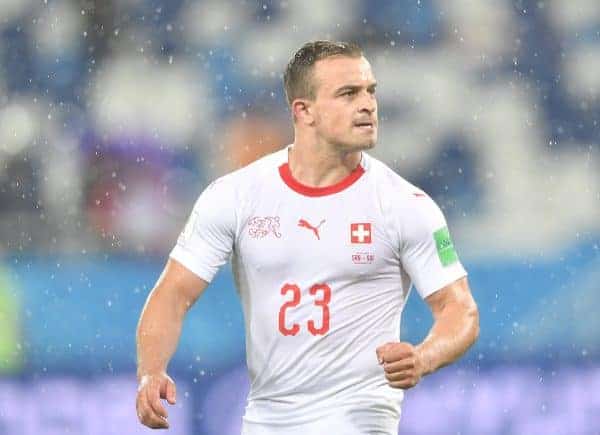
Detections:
[292, 99, 314, 125]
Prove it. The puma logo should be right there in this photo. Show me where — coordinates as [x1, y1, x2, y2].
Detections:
[298, 218, 326, 240]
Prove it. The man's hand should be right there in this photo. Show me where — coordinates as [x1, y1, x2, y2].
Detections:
[136, 372, 177, 429]
[376, 342, 426, 389]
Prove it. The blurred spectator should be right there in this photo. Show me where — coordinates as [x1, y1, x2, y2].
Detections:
[82, 136, 202, 252]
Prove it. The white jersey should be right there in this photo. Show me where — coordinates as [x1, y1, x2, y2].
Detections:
[170, 145, 467, 434]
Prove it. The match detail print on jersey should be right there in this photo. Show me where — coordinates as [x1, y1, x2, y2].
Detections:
[433, 226, 459, 266]
[350, 222, 372, 244]
[352, 252, 375, 264]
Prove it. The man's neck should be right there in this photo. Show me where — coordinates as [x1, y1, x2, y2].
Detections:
[288, 138, 362, 188]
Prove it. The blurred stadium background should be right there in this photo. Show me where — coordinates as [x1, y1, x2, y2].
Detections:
[0, 0, 598, 434]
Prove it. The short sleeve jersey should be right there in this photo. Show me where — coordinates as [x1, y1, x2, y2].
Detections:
[170, 145, 467, 432]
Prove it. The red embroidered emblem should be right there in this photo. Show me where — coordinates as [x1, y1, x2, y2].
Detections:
[247, 216, 282, 238]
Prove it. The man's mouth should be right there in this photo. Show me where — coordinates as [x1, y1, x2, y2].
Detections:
[354, 121, 375, 130]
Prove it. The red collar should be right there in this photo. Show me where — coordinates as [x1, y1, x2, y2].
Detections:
[278, 161, 365, 197]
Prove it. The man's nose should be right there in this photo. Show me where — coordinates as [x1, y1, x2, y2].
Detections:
[358, 93, 376, 114]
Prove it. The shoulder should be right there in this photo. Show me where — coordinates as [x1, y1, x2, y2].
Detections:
[364, 153, 445, 234]
[364, 152, 429, 203]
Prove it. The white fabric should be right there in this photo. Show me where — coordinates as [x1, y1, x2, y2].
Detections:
[170, 145, 467, 433]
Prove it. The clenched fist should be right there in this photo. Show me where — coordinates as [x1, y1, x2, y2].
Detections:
[136, 372, 177, 429]
[376, 342, 425, 389]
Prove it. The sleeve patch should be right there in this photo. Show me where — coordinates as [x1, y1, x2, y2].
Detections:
[433, 226, 458, 266]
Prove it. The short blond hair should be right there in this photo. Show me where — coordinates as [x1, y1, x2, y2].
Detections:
[283, 40, 363, 105]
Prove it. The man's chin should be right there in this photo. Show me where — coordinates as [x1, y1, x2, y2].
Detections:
[354, 139, 376, 151]
[362, 140, 376, 150]
[358, 131, 377, 149]
[332, 136, 377, 152]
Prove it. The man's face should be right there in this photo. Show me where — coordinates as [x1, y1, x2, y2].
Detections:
[310, 56, 378, 151]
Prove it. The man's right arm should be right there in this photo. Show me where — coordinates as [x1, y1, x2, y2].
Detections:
[135, 258, 208, 429]
[135, 174, 236, 429]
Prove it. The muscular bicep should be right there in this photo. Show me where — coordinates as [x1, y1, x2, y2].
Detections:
[154, 258, 210, 315]
[396, 194, 467, 299]
[424, 277, 478, 320]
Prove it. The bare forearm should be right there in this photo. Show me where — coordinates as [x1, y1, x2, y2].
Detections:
[136, 287, 185, 380]
[416, 305, 479, 376]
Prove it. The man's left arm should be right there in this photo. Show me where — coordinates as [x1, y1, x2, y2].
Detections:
[376, 276, 479, 389]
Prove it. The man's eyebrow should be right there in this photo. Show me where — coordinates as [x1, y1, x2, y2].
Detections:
[334, 82, 377, 94]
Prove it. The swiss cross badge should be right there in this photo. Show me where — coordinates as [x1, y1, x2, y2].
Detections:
[350, 222, 372, 244]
